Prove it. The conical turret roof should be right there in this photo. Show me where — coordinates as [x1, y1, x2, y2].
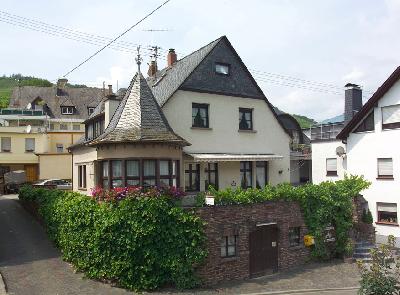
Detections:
[89, 72, 189, 146]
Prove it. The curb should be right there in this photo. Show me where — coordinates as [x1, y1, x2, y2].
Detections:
[241, 286, 359, 295]
[0, 272, 6, 295]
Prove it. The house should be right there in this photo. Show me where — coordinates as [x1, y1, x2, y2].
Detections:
[0, 80, 104, 182]
[310, 83, 362, 184]
[274, 108, 311, 185]
[335, 66, 400, 246]
[69, 36, 291, 194]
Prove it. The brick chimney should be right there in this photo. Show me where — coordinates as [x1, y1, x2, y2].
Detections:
[57, 78, 68, 89]
[147, 60, 158, 77]
[167, 48, 177, 67]
[344, 83, 362, 124]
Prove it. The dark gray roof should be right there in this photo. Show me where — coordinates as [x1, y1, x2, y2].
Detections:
[88, 72, 189, 146]
[9, 86, 104, 120]
[147, 37, 222, 106]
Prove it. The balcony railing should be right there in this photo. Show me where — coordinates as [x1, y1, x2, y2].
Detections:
[0, 109, 45, 116]
[310, 124, 343, 141]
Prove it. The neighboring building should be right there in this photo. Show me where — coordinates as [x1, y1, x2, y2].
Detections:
[0, 80, 104, 181]
[311, 83, 362, 184]
[70, 36, 291, 194]
[336, 66, 400, 245]
[274, 108, 311, 185]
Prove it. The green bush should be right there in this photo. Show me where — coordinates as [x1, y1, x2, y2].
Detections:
[362, 208, 374, 224]
[208, 175, 370, 260]
[18, 186, 207, 291]
[357, 235, 400, 295]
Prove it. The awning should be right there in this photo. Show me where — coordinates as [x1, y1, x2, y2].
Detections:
[186, 153, 283, 162]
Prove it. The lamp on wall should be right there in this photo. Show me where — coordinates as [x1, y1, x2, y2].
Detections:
[231, 180, 236, 187]
[278, 170, 283, 174]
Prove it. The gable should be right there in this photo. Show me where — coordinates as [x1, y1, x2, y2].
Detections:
[179, 38, 264, 100]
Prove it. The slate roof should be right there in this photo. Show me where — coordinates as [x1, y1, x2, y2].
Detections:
[88, 72, 189, 146]
[9, 86, 104, 120]
[147, 37, 222, 106]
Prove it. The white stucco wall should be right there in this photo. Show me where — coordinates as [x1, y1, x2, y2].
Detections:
[311, 140, 346, 184]
[162, 90, 291, 185]
[346, 79, 400, 243]
[72, 146, 98, 195]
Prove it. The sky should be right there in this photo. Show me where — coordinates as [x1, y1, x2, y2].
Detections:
[1, 0, 400, 121]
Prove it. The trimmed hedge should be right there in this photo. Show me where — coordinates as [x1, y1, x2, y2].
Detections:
[19, 187, 207, 291]
[206, 175, 371, 260]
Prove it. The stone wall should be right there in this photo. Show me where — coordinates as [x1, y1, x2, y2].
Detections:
[352, 194, 376, 244]
[191, 201, 310, 285]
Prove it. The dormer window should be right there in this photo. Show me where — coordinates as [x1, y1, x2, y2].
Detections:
[215, 63, 230, 75]
[88, 107, 95, 116]
[61, 106, 74, 115]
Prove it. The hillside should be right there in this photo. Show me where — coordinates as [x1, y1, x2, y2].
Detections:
[0, 74, 53, 108]
[291, 114, 317, 129]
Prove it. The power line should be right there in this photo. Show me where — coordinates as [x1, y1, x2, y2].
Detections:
[63, 0, 171, 77]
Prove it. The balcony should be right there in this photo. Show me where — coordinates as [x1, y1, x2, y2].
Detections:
[290, 143, 311, 160]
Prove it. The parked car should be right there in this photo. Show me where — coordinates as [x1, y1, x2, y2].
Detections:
[4, 170, 27, 194]
[34, 179, 72, 190]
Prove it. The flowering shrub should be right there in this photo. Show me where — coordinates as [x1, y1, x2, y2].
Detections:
[91, 186, 185, 203]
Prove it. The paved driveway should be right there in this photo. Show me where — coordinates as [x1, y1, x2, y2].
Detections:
[0, 194, 361, 295]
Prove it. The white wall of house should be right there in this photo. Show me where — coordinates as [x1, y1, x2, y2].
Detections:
[346, 79, 400, 244]
[72, 146, 98, 195]
[162, 90, 291, 185]
[311, 140, 346, 184]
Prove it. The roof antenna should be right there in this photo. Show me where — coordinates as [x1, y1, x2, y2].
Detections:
[135, 46, 143, 72]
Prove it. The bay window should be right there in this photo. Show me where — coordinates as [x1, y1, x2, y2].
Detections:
[143, 160, 156, 187]
[111, 160, 123, 188]
[126, 160, 140, 186]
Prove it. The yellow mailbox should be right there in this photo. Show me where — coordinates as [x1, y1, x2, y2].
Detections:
[304, 234, 315, 247]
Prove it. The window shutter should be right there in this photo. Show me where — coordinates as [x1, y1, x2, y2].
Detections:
[326, 158, 337, 172]
[25, 138, 35, 151]
[377, 203, 397, 213]
[382, 105, 400, 124]
[378, 158, 393, 176]
[1, 137, 11, 151]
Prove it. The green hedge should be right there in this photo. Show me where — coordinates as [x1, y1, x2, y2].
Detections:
[206, 175, 370, 260]
[19, 187, 207, 291]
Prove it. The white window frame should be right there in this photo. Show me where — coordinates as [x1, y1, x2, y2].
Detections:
[377, 202, 398, 224]
[377, 158, 393, 179]
[61, 106, 74, 115]
[326, 158, 337, 176]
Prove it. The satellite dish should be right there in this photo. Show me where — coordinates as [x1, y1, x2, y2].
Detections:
[336, 146, 346, 157]
[26, 103, 32, 110]
[26, 125, 32, 134]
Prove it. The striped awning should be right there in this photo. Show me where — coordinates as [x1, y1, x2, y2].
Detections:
[186, 153, 283, 162]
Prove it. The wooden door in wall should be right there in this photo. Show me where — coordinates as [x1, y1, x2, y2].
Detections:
[24, 164, 38, 182]
[249, 224, 279, 277]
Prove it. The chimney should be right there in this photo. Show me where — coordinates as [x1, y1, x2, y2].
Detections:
[104, 94, 119, 128]
[167, 48, 177, 67]
[147, 60, 158, 77]
[57, 78, 68, 89]
[344, 83, 362, 124]
[108, 84, 113, 96]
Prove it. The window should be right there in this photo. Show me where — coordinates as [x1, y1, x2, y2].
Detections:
[78, 165, 86, 189]
[56, 144, 64, 153]
[60, 124, 68, 130]
[326, 158, 337, 176]
[185, 163, 200, 191]
[205, 163, 218, 190]
[289, 227, 301, 247]
[192, 103, 209, 128]
[382, 104, 400, 129]
[61, 106, 74, 115]
[25, 138, 35, 152]
[126, 160, 140, 186]
[239, 108, 253, 130]
[354, 111, 374, 133]
[73, 124, 81, 131]
[1, 137, 11, 152]
[86, 124, 94, 140]
[377, 203, 398, 224]
[221, 235, 237, 258]
[49, 123, 55, 130]
[215, 63, 230, 75]
[102, 161, 109, 189]
[377, 158, 393, 179]
[143, 160, 156, 187]
[256, 161, 268, 188]
[93, 120, 104, 138]
[88, 107, 95, 116]
[240, 161, 253, 189]
[111, 160, 123, 188]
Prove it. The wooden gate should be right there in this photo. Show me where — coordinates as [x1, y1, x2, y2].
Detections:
[249, 224, 279, 277]
[24, 164, 38, 182]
